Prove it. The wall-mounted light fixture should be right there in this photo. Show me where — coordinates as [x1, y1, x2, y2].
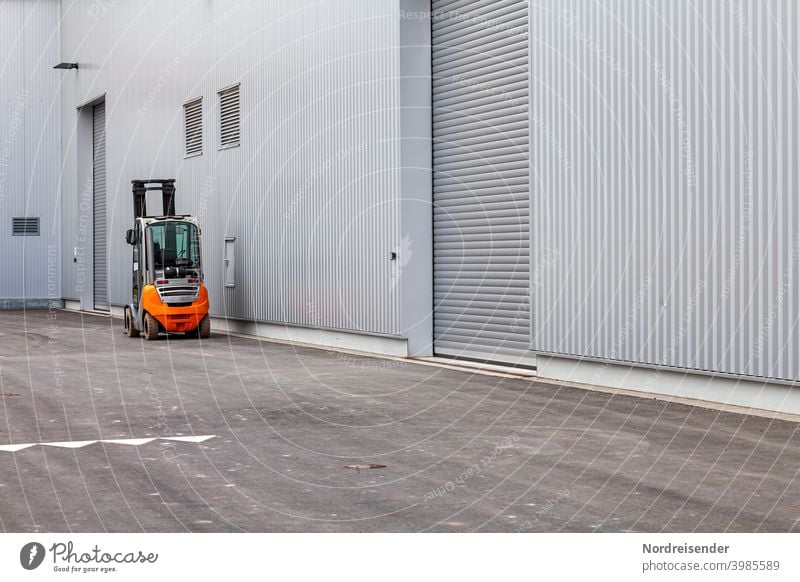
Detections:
[53, 62, 79, 70]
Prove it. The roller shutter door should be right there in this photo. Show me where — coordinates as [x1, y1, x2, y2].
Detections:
[93, 101, 108, 311]
[432, 0, 532, 365]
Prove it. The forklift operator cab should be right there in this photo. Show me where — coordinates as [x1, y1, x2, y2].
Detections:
[151, 221, 199, 273]
[124, 179, 210, 340]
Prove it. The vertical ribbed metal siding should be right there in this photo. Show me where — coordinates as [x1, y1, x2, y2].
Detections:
[432, 0, 531, 363]
[531, 0, 800, 382]
[60, 0, 401, 335]
[92, 102, 108, 310]
[0, 0, 60, 302]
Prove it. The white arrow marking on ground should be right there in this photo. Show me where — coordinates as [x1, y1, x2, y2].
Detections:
[0, 435, 217, 452]
[101, 438, 157, 446]
[41, 440, 98, 449]
[160, 435, 216, 443]
[0, 443, 37, 452]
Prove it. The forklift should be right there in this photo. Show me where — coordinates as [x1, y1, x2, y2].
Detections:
[123, 179, 210, 340]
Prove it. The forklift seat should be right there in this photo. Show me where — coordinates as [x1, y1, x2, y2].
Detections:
[153, 242, 163, 269]
[163, 249, 177, 267]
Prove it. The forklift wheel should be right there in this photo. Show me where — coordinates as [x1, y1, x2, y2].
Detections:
[198, 316, 211, 339]
[124, 307, 139, 338]
[143, 312, 160, 341]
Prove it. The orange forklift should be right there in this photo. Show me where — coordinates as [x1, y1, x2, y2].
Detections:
[123, 179, 210, 340]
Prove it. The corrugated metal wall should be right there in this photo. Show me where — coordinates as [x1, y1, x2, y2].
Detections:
[431, 0, 532, 364]
[0, 0, 61, 302]
[531, 0, 800, 382]
[60, 0, 403, 335]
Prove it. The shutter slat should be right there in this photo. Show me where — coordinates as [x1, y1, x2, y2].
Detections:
[93, 102, 109, 310]
[432, 0, 531, 365]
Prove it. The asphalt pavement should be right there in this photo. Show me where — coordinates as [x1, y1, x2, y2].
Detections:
[0, 309, 798, 532]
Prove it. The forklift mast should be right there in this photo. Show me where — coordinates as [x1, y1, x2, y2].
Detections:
[132, 179, 176, 218]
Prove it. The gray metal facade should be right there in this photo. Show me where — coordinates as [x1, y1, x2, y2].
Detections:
[92, 102, 108, 310]
[431, 0, 531, 364]
[3, 0, 798, 389]
[59, 0, 433, 353]
[531, 0, 800, 382]
[0, 0, 61, 304]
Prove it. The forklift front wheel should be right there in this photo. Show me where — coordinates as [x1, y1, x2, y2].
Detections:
[124, 307, 139, 338]
[143, 312, 160, 341]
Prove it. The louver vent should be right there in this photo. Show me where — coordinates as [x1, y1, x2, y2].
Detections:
[219, 84, 240, 148]
[184, 98, 203, 157]
[12, 217, 40, 236]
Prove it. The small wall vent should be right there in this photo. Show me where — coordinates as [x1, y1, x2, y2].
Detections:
[219, 84, 240, 149]
[184, 98, 203, 157]
[12, 217, 40, 236]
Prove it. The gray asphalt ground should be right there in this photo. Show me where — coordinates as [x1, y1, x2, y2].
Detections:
[0, 309, 798, 532]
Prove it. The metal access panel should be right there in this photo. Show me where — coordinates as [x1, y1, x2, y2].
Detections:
[224, 237, 236, 287]
[431, 0, 532, 365]
[92, 101, 108, 311]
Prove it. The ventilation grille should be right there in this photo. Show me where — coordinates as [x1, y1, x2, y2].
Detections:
[184, 98, 203, 157]
[219, 84, 240, 148]
[12, 217, 40, 236]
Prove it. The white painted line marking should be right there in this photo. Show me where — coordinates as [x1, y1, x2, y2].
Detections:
[0, 443, 37, 452]
[160, 435, 215, 443]
[100, 438, 157, 446]
[41, 440, 98, 449]
[0, 436, 216, 452]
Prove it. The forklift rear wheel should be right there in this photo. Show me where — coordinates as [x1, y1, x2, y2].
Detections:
[198, 316, 211, 339]
[124, 307, 139, 338]
[144, 312, 159, 341]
